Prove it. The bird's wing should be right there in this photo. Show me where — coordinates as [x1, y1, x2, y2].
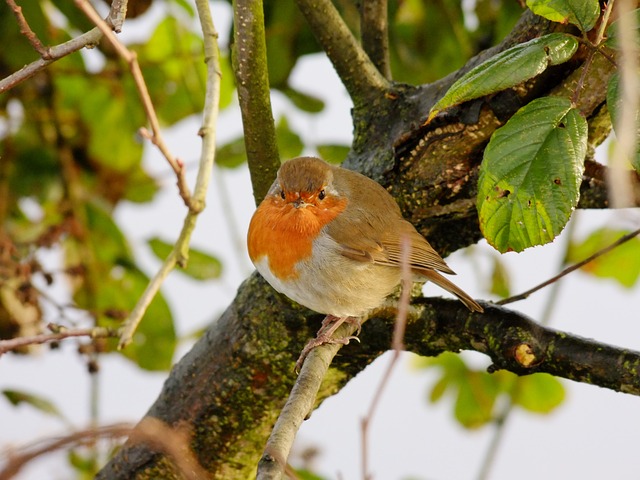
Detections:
[327, 210, 455, 275]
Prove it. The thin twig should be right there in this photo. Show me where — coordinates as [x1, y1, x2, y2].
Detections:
[117, 0, 222, 348]
[0, 423, 134, 480]
[74, 0, 192, 207]
[360, 235, 411, 480]
[477, 217, 577, 480]
[0, 28, 102, 93]
[498, 226, 640, 305]
[257, 321, 360, 480]
[6, 0, 49, 57]
[0, 418, 208, 480]
[0, 324, 116, 355]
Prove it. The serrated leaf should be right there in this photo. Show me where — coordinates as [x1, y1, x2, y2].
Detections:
[2, 389, 65, 420]
[511, 374, 565, 413]
[148, 237, 222, 280]
[477, 96, 588, 253]
[567, 228, 640, 287]
[429, 33, 578, 120]
[606, 73, 640, 172]
[316, 145, 350, 164]
[526, 0, 600, 32]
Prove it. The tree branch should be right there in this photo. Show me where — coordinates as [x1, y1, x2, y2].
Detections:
[117, 0, 222, 348]
[74, 0, 192, 207]
[0, 324, 115, 355]
[294, 0, 389, 104]
[97, 274, 640, 478]
[359, 0, 391, 80]
[232, 0, 281, 205]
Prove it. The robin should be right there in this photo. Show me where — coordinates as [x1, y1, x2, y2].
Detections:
[247, 156, 483, 369]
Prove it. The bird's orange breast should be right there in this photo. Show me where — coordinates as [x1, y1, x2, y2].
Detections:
[247, 196, 348, 280]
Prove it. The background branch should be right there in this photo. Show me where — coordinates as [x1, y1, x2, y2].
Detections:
[74, 0, 192, 206]
[0, 324, 115, 355]
[294, 0, 389, 105]
[117, 0, 222, 347]
[359, 0, 391, 80]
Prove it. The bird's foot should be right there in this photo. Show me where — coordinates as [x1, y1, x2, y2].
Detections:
[295, 315, 361, 373]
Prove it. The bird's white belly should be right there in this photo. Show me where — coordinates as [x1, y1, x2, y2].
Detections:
[254, 234, 400, 317]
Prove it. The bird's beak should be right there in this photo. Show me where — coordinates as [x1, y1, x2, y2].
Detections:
[292, 198, 307, 208]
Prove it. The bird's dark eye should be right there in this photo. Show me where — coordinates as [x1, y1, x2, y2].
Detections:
[318, 189, 326, 200]
[280, 190, 286, 200]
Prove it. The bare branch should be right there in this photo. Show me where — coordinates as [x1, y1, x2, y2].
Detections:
[0, 424, 133, 480]
[294, 0, 389, 104]
[0, 28, 102, 93]
[0, 323, 116, 355]
[6, 0, 49, 57]
[256, 320, 360, 480]
[117, 0, 222, 348]
[498, 227, 640, 305]
[232, 0, 280, 205]
[74, 0, 193, 206]
[359, 0, 391, 80]
[361, 235, 411, 480]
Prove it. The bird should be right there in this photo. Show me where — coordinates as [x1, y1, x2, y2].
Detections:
[247, 156, 483, 369]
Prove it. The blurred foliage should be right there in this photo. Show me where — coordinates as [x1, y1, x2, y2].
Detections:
[148, 237, 223, 280]
[567, 228, 640, 288]
[416, 353, 565, 429]
[1, 388, 67, 421]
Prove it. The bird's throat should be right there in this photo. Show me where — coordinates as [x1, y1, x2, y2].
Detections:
[248, 196, 347, 279]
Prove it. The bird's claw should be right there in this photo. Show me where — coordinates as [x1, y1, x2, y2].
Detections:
[294, 334, 360, 373]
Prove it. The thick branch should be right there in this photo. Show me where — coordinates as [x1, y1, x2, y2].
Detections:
[97, 274, 640, 478]
[232, 0, 280, 205]
[294, 0, 389, 104]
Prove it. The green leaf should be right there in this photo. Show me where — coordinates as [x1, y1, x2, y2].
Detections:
[567, 228, 640, 288]
[421, 353, 504, 429]
[216, 137, 247, 168]
[101, 265, 177, 371]
[605, 9, 640, 49]
[606, 73, 640, 172]
[123, 168, 160, 204]
[276, 116, 304, 160]
[316, 145, 350, 164]
[283, 86, 325, 113]
[291, 470, 327, 480]
[2, 389, 65, 420]
[148, 237, 223, 280]
[511, 374, 565, 413]
[490, 256, 511, 298]
[84, 202, 133, 265]
[526, 0, 600, 32]
[477, 96, 588, 253]
[428, 33, 578, 120]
